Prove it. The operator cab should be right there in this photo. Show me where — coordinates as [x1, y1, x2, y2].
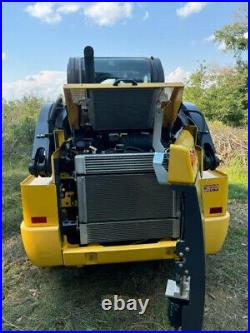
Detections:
[67, 46, 165, 84]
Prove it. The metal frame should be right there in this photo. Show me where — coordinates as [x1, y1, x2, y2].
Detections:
[166, 184, 205, 330]
[152, 101, 168, 184]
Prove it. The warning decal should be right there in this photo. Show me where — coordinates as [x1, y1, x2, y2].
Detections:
[203, 184, 219, 192]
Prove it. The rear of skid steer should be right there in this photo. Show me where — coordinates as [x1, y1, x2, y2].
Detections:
[20, 46, 230, 330]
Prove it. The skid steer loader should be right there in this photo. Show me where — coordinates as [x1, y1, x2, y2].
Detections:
[20, 46, 230, 330]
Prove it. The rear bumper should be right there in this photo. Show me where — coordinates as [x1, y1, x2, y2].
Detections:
[204, 211, 230, 254]
[21, 211, 229, 267]
[21, 221, 176, 267]
[20, 222, 63, 267]
[63, 240, 176, 266]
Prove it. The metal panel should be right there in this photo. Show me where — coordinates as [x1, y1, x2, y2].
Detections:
[76, 176, 87, 222]
[80, 223, 88, 245]
[88, 88, 160, 131]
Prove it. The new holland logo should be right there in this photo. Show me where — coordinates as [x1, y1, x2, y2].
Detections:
[204, 184, 219, 192]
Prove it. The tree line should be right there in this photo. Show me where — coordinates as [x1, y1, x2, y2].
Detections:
[184, 5, 248, 127]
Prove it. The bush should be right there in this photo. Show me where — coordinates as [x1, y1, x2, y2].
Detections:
[2, 97, 43, 158]
[184, 63, 248, 127]
[209, 121, 247, 166]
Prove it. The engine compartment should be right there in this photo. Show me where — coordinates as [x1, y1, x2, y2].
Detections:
[58, 125, 181, 246]
[28, 46, 219, 246]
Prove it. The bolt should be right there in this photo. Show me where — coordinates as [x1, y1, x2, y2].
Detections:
[185, 247, 190, 252]
[179, 263, 183, 268]
[185, 269, 189, 275]
[179, 252, 184, 257]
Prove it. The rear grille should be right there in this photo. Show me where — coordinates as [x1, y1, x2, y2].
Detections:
[77, 174, 179, 222]
[81, 218, 180, 244]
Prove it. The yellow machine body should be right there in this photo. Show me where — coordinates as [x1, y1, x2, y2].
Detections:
[19, 48, 229, 331]
[20, 128, 229, 267]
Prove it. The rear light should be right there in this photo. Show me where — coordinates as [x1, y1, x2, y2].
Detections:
[31, 216, 47, 224]
[209, 207, 222, 214]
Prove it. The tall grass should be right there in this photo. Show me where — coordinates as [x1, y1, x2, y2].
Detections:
[225, 158, 248, 201]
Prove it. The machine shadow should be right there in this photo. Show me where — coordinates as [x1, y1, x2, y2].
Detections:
[48, 259, 175, 302]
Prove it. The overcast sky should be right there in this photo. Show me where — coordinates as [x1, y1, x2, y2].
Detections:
[2, 2, 248, 100]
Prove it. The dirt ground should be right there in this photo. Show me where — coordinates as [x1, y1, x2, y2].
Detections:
[2, 201, 248, 331]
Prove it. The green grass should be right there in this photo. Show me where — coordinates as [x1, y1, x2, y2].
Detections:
[204, 200, 248, 330]
[225, 158, 248, 201]
[2, 158, 29, 238]
[2, 155, 248, 331]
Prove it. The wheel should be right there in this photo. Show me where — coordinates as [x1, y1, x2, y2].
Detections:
[168, 299, 182, 329]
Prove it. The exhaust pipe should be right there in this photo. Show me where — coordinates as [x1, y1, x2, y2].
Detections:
[84, 46, 95, 83]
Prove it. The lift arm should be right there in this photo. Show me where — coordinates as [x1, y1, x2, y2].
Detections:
[29, 98, 69, 177]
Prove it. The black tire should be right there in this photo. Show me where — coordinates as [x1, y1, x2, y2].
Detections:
[168, 299, 182, 329]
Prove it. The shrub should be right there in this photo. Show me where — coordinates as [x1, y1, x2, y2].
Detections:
[184, 63, 248, 127]
[2, 97, 42, 158]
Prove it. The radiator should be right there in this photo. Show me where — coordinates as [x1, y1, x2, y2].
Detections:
[75, 153, 180, 245]
[75, 152, 167, 174]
